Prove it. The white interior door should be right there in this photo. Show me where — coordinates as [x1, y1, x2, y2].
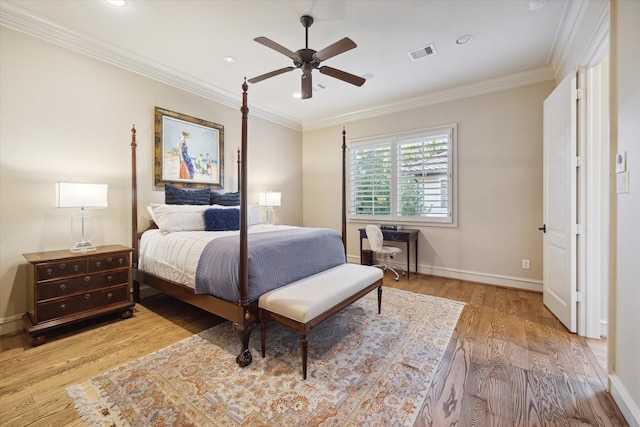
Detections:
[542, 72, 578, 333]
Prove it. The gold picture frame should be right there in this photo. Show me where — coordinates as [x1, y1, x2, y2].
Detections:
[154, 107, 224, 188]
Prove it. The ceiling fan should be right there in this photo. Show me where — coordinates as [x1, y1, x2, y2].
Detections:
[248, 15, 366, 99]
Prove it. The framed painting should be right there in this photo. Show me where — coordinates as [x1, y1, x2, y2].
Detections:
[154, 107, 224, 188]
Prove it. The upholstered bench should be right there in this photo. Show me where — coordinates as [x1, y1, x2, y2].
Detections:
[258, 263, 384, 379]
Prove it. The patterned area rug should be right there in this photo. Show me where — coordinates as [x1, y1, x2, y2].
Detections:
[67, 287, 464, 426]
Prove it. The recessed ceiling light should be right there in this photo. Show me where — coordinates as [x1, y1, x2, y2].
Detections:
[223, 56, 236, 63]
[528, 1, 546, 11]
[293, 92, 302, 99]
[455, 35, 473, 45]
[105, 0, 127, 6]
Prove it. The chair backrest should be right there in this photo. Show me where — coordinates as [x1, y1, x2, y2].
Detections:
[365, 224, 384, 252]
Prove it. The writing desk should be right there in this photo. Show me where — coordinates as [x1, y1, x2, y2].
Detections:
[359, 228, 419, 278]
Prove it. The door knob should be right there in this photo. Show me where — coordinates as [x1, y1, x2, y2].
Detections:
[538, 224, 546, 233]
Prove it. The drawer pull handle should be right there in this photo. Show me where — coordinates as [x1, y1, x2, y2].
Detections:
[59, 263, 66, 269]
[95, 261, 102, 268]
[84, 276, 91, 282]
[46, 268, 52, 276]
[107, 276, 113, 282]
[60, 283, 67, 291]
[107, 293, 113, 299]
[74, 265, 80, 272]
[118, 258, 124, 265]
[84, 293, 91, 300]
[60, 304, 66, 311]
[107, 257, 113, 262]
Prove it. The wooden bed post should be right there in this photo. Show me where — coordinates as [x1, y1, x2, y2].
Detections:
[131, 125, 140, 303]
[237, 147, 241, 192]
[234, 79, 255, 367]
[342, 127, 347, 255]
[131, 125, 138, 266]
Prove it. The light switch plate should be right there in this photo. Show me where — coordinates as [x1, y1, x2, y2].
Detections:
[617, 171, 629, 194]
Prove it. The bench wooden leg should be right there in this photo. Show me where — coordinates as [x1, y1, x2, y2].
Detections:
[260, 320, 266, 358]
[377, 286, 382, 314]
[301, 334, 308, 380]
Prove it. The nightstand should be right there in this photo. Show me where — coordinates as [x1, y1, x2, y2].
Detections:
[23, 244, 134, 346]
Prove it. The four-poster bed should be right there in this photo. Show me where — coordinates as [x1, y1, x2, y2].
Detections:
[130, 80, 351, 366]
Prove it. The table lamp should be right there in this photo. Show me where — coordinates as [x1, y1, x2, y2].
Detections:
[55, 182, 108, 252]
[259, 191, 281, 225]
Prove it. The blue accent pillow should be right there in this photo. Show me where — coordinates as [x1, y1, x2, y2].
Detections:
[203, 208, 240, 231]
[210, 191, 240, 206]
[165, 184, 211, 205]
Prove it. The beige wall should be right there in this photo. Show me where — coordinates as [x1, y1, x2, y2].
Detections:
[610, 0, 640, 423]
[303, 80, 555, 288]
[0, 27, 302, 334]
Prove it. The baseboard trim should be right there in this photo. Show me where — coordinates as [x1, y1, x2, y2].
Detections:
[600, 319, 608, 338]
[347, 256, 543, 292]
[0, 313, 23, 336]
[610, 374, 640, 427]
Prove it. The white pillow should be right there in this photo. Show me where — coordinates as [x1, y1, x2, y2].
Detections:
[146, 205, 158, 224]
[150, 203, 209, 233]
[211, 204, 263, 226]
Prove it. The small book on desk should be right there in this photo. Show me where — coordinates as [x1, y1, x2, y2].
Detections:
[380, 225, 402, 230]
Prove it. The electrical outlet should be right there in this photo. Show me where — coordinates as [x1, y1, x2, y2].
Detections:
[522, 259, 530, 269]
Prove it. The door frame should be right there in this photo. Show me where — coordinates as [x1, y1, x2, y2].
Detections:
[582, 60, 610, 339]
[576, 16, 610, 339]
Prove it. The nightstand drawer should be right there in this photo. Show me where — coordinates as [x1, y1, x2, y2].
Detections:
[36, 260, 86, 281]
[87, 254, 129, 273]
[36, 270, 130, 301]
[36, 285, 130, 322]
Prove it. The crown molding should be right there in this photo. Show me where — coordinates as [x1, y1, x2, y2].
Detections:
[302, 66, 556, 131]
[0, 1, 302, 131]
[548, 0, 589, 74]
[1, 1, 556, 134]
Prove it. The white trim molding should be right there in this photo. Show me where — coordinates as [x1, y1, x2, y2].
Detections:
[0, 1, 302, 131]
[0, 314, 23, 337]
[610, 374, 640, 427]
[1, 1, 556, 133]
[347, 256, 543, 292]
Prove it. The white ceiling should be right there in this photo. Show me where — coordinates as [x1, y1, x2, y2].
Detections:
[1, 0, 573, 131]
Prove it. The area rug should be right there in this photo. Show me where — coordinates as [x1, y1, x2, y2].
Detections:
[67, 287, 464, 426]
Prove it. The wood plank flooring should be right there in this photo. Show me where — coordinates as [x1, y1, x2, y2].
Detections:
[0, 273, 628, 426]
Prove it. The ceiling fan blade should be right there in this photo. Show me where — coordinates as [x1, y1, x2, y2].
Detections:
[248, 67, 295, 84]
[301, 74, 313, 99]
[314, 37, 357, 62]
[254, 37, 298, 60]
[319, 66, 366, 87]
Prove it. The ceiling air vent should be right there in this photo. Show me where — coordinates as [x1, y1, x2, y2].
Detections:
[313, 83, 328, 92]
[408, 44, 437, 61]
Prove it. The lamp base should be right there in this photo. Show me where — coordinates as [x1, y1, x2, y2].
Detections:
[70, 241, 97, 253]
[266, 207, 275, 226]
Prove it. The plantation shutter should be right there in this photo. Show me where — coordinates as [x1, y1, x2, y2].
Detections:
[350, 142, 392, 216]
[397, 132, 450, 218]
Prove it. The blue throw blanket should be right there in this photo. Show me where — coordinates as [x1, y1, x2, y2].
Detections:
[195, 228, 346, 302]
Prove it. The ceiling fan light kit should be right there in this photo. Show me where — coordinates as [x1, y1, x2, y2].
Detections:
[248, 15, 365, 99]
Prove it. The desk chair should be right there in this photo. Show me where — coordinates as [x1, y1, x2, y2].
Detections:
[365, 224, 403, 281]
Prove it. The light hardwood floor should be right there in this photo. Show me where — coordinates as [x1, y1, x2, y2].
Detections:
[0, 273, 628, 426]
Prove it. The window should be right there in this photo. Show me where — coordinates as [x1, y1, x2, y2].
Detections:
[349, 124, 456, 225]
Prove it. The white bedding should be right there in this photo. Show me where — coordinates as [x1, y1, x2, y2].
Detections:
[139, 225, 295, 289]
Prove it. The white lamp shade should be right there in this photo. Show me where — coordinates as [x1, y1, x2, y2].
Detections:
[56, 182, 108, 208]
[258, 191, 281, 207]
